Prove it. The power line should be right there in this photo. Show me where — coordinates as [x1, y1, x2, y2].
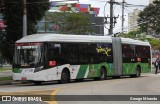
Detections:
[124, 8, 133, 13]
[125, 3, 147, 7]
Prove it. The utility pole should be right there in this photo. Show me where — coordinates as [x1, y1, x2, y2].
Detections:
[23, 0, 27, 37]
[109, 0, 114, 35]
[121, 0, 125, 33]
[44, 12, 47, 33]
[104, 0, 119, 35]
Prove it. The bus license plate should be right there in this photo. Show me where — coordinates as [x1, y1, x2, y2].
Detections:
[21, 77, 27, 80]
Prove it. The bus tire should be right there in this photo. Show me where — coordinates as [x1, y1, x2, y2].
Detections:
[135, 66, 141, 77]
[34, 81, 42, 85]
[58, 69, 70, 84]
[130, 66, 141, 77]
[100, 67, 106, 80]
[94, 67, 106, 80]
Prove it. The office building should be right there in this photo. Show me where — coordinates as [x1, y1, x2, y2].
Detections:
[37, 2, 104, 35]
[128, 9, 141, 32]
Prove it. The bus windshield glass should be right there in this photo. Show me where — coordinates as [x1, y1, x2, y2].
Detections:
[14, 43, 43, 68]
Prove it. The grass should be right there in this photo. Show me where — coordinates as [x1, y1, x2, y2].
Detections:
[0, 68, 12, 81]
[0, 76, 12, 81]
[0, 68, 12, 72]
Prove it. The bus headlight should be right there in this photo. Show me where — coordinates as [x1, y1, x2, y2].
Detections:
[34, 66, 44, 73]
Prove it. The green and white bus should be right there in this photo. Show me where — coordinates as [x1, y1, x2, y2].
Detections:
[12, 34, 151, 84]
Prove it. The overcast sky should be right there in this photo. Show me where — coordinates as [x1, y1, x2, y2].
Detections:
[79, 0, 150, 34]
[50, 0, 150, 34]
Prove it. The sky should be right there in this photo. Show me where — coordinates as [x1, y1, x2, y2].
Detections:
[50, 0, 150, 34]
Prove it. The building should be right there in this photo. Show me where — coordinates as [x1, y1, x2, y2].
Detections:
[128, 9, 141, 32]
[37, 2, 104, 35]
[149, 0, 155, 4]
[128, 0, 156, 32]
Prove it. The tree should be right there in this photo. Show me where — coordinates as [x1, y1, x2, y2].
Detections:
[138, 0, 160, 35]
[46, 12, 93, 34]
[148, 38, 160, 50]
[119, 30, 143, 38]
[0, 0, 50, 63]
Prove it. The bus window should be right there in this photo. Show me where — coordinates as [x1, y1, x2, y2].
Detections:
[88, 44, 98, 64]
[96, 43, 113, 63]
[67, 44, 78, 65]
[47, 43, 63, 66]
[79, 44, 88, 64]
[135, 46, 150, 62]
[122, 44, 135, 62]
[136, 46, 150, 58]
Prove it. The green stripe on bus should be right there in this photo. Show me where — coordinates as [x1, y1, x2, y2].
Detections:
[122, 63, 151, 75]
[100, 62, 113, 76]
[87, 64, 101, 78]
[76, 65, 88, 79]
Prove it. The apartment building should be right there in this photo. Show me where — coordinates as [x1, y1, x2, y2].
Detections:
[128, 9, 141, 32]
[149, 0, 154, 4]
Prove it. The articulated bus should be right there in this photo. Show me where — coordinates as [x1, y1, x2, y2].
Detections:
[12, 34, 151, 84]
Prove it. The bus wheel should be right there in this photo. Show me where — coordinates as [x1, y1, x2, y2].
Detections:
[135, 66, 141, 77]
[34, 81, 42, 85]
[130, 66, 141, 78]
[100, 67, 106, 80]
[59, 69, 70, 84]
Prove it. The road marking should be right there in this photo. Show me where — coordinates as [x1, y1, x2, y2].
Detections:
[49, 88, 60, 104]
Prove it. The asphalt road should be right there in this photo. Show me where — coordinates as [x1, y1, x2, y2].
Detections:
[0, 72, 160, 104]
[56, 72, 160, 104]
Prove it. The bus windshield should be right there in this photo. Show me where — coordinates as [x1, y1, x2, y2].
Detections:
[14, 43, 44, 68]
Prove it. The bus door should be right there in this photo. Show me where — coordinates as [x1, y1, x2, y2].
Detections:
[112, 37, 123, 76]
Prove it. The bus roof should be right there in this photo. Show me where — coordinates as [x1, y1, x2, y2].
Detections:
[16, 33, 150, 46]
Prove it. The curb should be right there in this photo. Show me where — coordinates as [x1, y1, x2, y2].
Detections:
[0, 80, 13, 85]
[0, 80, 33, 85]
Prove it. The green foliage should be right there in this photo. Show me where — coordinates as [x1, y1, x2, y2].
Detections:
[119, 30, 142, 38]
[120, 30, 160, 50]
[0, 76, 12, 81]
[148, 38, 160, 49]
[0, 68, 11, 72]
[46, 12, 93, 34]
[138, 0, 160, 34]
[0, 0, 49, 63]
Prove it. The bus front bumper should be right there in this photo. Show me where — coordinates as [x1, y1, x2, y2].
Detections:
[12, 71, 48, 81]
